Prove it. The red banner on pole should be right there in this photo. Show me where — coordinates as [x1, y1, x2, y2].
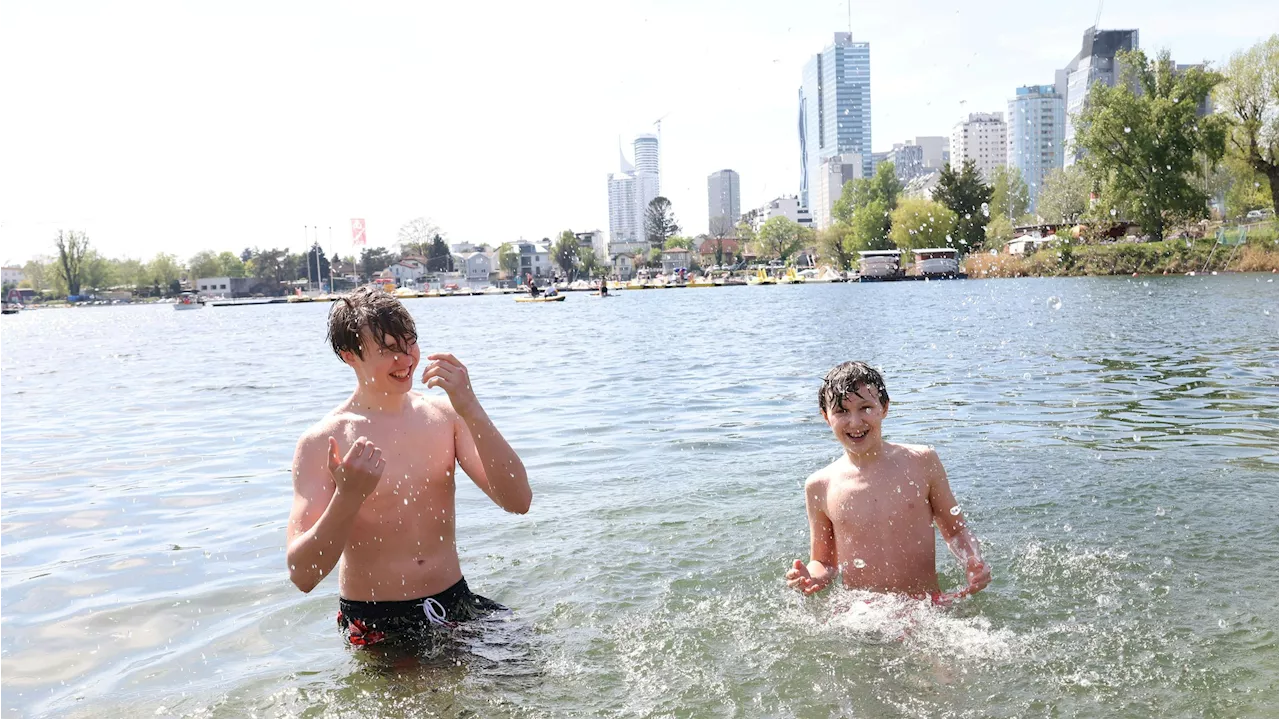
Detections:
[351, 218, 367, 246]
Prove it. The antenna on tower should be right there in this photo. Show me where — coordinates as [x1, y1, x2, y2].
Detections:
[847, 0, 852, 34]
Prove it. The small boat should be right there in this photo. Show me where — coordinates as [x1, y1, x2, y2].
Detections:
[779, 267, 805, 284]
[747, 268, 776, 286]
[174, 292, 204, 310]
[1, 303, 20, 315]
[515, 294, 566, 303]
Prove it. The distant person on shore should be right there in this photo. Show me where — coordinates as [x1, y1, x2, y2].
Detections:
[786, 361, 990, 604]
[286, 286, 531, 654]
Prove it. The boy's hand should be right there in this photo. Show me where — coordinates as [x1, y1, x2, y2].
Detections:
[422, 353, 480, 416]
[786, 560, 830, 595]
[327, 436, 385, 501]
[953, 557, 991, 598]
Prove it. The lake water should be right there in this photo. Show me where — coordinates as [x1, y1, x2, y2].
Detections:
[2, 275, 1277, 718]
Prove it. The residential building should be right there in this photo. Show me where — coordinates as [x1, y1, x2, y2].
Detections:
[799, 32, 872, 210]
[1007, 84, 1065, 212]
[950, 112, 1007, 181]
[634, 134, 661, 240]
[452, 252, 493, 287]
[812, 153, 865, 230]
[707, 169, 741, 236]
[388, 259, 426, 286]
[888, 143, 925, 182]
[913, 136, 949, 170]
[697, 238, 741, 266]
[1057, 27, 1139, 166]
[575, 230, 607, 263]
[2, 266, 24, 285]
[870, 151, 890, 172]
[607, 134, 662, 245]
[513, 240, 552, 279]
[607, 170, 638, 243]
[660, 249, 692, 274]
[750, 196, 814, 233]
[901, 170, 942, 200]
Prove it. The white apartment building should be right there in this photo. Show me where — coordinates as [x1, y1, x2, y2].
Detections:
[812, 153, 865, 230]
[750, 196, 814, 233]
[950, 112, 1007, 181]
[2, 266, 24, 285]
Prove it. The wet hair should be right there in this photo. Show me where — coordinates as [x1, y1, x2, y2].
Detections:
[819, 361, 890, 414]
[327, 285, 418, 361]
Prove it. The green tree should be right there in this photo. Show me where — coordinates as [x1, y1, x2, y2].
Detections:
[426, 234, 453, 272]
[251, 248, 287, 282]
[1216, 34, 1278, 214]
[984, 214, 1016, 250]
[216, 251, 246, 278]
[1038, 166, 1091, 224]
[754, 216, 806, 263]
[989, 166, 1030, 220]
[359, 247, 394, 280]
[577, 245, 601, 278]
[1074, 48, 1228, 240]
[189, 251, 221, 280]
[644, 196, 680, 248]
[147, 253, 183, 295]
[817, 225, 857, 270]
[832, 163, 901, 241]
[54, 230, 90, 297]
[646, 247, 662, 268]
[932, 159, 992, 251]
[552, 230, 579, 278]
[81, 250, 112, 292]
[20, 258, 50, 291]
[497, 242, 520, 278]
[889, 198, 957, 250]
[663, 235, 694, 250]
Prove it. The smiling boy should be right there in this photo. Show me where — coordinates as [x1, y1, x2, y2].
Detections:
[786, 361, 990, 602]
[286, 286, 531, 650]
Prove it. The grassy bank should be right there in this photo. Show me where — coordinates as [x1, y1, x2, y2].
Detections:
[965, 231, 1279, 279]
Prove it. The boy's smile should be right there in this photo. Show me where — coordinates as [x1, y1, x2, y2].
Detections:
[823, 385, 888, 454]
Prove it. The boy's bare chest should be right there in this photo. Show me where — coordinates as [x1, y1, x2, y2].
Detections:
[337, 416, 457, 507]
[826, 475, 932, 528]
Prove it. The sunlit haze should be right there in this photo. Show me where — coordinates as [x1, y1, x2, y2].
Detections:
[1, 0, 1273, 263]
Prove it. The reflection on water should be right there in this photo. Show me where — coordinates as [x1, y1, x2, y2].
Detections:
[2, 274, 1277, 717]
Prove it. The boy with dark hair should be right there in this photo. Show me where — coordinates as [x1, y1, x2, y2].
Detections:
[287, 286, 531, 651]
[786, 361, 990, 602]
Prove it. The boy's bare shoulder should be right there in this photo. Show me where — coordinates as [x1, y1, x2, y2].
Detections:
[295, 406, 358, 450]
[805, 457, 847, 489]
[413, 391, 457, 420]
[887, 442, 940, 463]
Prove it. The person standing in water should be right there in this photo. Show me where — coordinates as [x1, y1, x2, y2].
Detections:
[786, 361, 990, 603]
[286, 286, 532, 652]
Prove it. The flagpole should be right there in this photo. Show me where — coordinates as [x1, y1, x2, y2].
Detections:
[303, 225, 312, 294]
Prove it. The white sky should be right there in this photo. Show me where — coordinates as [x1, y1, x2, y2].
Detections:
[1, 0, 1275, 265]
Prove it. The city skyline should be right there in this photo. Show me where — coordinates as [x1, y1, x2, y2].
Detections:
[1, 0, 1274, 264]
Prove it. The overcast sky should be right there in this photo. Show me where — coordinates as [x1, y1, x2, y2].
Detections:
[1, 0, 1274, 265]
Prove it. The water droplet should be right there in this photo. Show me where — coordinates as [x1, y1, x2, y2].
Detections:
[949, 506, 961, 515]
[1048, 296, 1062, 310]
[1218, 618, 1228, 629]
[852, 558, 866, 569]
[1123, 126, 1131, 133]
[980, 202, 990, 217]
[1133, 434, 1141, 442]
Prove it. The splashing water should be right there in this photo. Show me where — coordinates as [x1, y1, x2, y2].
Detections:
[1047, 296, 1063, 310]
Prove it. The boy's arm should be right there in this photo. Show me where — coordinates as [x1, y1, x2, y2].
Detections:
[786, 473, 838, 594]
[424, 353, 531, 514]
[285, 433, 384, 593]
[925, 449, 991, 597]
